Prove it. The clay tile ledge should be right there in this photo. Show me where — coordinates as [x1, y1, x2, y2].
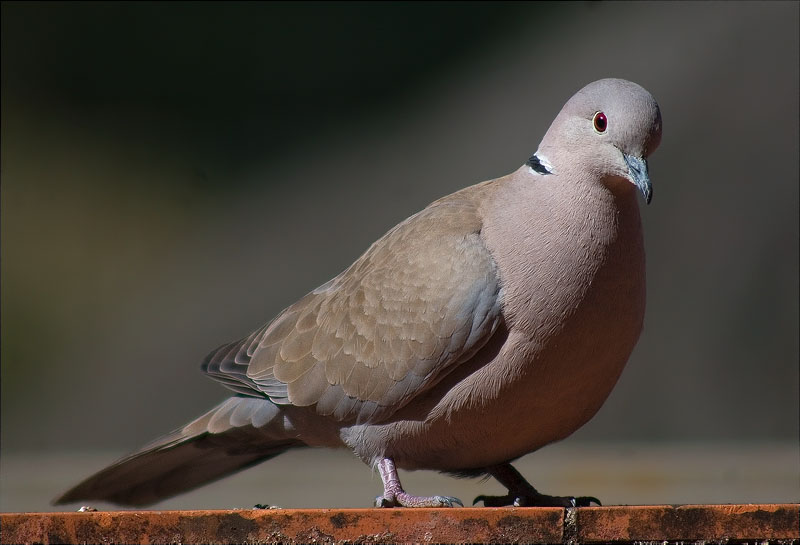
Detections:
[1, 504, 797, 545]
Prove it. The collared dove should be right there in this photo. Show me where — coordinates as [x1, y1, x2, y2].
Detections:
[56, 78, 662, 508]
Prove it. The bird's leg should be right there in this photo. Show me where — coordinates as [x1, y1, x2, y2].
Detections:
[474, 462, 601, 507]
[375, 458, 463, 508]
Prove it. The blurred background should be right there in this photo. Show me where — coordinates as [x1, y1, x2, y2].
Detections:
[2, 2, 798, 511]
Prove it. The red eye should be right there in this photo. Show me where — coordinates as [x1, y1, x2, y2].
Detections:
[593, 111, 607, 133]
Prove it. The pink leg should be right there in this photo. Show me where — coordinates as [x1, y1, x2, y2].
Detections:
[375, 458, 462, 508]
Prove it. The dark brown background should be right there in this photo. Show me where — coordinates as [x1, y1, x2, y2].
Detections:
[2, 1, 798, 510]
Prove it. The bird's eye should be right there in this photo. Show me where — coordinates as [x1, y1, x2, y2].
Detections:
[593, 112, 607, 133]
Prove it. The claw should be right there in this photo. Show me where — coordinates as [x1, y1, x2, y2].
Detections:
[437, 495, 463, 508]
[572, 496, 602, 507]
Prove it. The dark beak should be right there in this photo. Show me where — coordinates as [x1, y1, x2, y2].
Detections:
[623, 153, 652, 204]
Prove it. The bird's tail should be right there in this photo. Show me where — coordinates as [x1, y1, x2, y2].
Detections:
[54, 396, 303, 507]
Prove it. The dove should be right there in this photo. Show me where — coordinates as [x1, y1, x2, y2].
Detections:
[56, 78, 662, 508]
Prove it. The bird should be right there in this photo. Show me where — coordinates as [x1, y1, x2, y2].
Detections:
[55, 78, 662, 509]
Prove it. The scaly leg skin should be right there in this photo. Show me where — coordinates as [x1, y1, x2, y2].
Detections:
[473, 463, 601, 507]
[375, 458, 463, 508]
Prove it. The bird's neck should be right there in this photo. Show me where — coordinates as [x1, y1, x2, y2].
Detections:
[481, 165, 644, 335]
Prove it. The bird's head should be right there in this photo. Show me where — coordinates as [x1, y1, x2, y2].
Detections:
[535, 78, 662, 204]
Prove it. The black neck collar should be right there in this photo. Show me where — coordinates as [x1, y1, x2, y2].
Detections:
[526, 154, 552, 175]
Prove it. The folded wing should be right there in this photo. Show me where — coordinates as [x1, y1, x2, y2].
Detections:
[204, 191, 503, 423]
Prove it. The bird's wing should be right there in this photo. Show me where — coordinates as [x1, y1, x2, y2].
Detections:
[203, 188, 503, 423]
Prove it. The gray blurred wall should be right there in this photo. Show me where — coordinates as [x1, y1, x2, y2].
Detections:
[2, 1, 798, 459]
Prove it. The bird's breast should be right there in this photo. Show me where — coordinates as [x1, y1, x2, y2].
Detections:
[352, 175, 647, 471]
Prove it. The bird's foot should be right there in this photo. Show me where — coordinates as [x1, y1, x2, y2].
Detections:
[376, 492, 463, 508]
[473, 493, 600, 507]
[475, 462, 601, 507]
[375, 457, 463, 508]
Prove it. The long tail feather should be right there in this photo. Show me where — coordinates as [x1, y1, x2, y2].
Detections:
[54, 397, 303, 507]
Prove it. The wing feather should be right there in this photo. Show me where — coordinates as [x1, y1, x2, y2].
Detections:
[202, 186, 503, 423]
